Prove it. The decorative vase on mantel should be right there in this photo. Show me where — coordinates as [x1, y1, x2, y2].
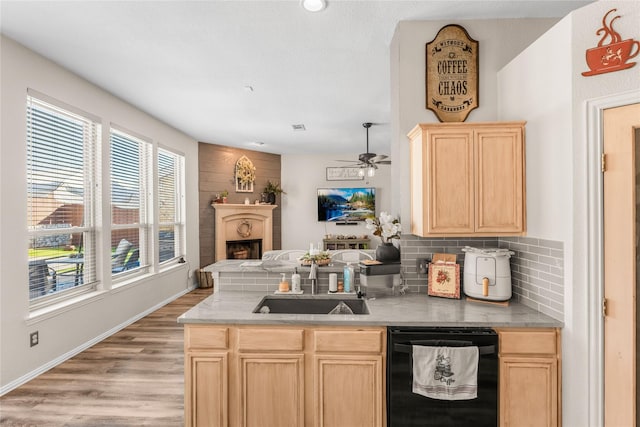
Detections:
[376, 242, 400, 263]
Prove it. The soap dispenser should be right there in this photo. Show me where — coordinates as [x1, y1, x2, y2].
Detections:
[279, 273, 289, 293]
[291, 268, 301, 293]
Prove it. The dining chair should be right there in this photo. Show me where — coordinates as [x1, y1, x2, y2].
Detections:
[28, 260, 57, 298]
[113, 248, 140, 273]
[111, 239, 132, 272]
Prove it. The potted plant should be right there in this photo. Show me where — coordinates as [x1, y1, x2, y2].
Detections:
[221, 190, 228, 203]
[263, 181, 285, 205]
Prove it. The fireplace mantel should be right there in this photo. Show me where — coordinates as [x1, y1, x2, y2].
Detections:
[212, 203, 277, 261]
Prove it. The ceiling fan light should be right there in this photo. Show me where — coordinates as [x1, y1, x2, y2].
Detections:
[358, 168, 365, 177]
[367, 166, 375, 177]
[301, 0, 326, 12]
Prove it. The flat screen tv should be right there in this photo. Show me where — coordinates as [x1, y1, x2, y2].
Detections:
[317, 187, 375, 222]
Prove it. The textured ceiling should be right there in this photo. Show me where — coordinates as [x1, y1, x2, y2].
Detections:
[1, 1, 592, 156]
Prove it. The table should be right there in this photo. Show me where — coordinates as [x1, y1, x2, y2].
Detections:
[46, 256, 84, 287]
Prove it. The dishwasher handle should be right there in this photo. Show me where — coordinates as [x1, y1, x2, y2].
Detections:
[393, 342, 496, 356]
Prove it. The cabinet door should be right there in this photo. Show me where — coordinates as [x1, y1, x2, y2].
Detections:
[426, 128, 475, 234]
[237, 354, 304, 427]
[475, 126, 524, 233]
[499, 356, 558, 427]
[185, 352, 228, 427]
[313, 355, 383, 427]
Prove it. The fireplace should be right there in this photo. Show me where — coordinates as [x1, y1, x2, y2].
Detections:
[226, 239, 262, 259]
[212, 204, 277, 261]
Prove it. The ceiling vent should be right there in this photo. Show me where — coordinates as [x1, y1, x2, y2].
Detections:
[292, 124, 306, 131]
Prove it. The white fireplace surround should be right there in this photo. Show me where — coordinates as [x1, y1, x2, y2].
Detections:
[212, 203, 277, 261]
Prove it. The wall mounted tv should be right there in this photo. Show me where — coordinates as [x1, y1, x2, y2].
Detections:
[317, 187, 376, 222]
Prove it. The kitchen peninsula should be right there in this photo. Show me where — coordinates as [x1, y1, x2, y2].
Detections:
[179, 288, 562, 426]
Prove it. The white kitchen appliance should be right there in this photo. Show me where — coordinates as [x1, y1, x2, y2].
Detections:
[462, 246, 514, 301]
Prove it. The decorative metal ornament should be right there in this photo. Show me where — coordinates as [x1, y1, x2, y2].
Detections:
[582, 8, 639, 77]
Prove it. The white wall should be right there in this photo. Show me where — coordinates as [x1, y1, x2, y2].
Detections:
[390, 18, 560, 223]
[281, 153, 392, 249]
[498, 1, 640, 425]
[0, 36, 200, 392]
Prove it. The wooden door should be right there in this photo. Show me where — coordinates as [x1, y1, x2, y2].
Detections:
[313, 355, 383, 427]
[496, 328, 560, 427]
[185, 353, 228, 427]
[475, 125, 525, 233]
[499, 357, 558, 427]
[237, 354, 304, 427]
[603, 102, 640, 426]
[427, 128, 475, 234]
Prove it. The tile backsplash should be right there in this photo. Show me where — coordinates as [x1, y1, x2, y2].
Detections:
[400, 235, 564, 321]
[499, 237, 564, 320]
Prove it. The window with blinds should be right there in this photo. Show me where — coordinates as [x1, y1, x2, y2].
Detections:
[26, 94, 100, 304]
[110, 128, 151, 278]
[158, 148, 185, 264]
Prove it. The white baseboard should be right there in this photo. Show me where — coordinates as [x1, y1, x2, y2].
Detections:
[0, 285, 196, 396]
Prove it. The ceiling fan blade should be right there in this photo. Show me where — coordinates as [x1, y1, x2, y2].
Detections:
[374, 160, 392, 165]
[372, 154, 388, 161]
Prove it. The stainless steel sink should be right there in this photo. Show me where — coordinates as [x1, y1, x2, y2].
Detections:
[252, 295, 369, 315]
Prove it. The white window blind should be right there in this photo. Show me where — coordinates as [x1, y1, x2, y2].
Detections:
[26, 94, 100, 305]
[158, 148, 185, 264]
[110, 128, 151, 278]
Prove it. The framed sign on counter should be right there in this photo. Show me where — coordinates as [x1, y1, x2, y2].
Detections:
[426, 24, 478, 122]
[427, 253, 461, 299]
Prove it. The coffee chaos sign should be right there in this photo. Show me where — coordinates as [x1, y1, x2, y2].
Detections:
[426, 25, 478, 122]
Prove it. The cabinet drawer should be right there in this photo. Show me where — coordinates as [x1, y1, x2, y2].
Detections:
[314, 329, 383, 353]
[185, 325, 228, 350]
[238, 328, 304, 351]
[498, 329, 557, 355]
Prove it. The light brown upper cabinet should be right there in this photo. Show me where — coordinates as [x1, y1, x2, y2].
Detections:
[408, 122, 526, 237]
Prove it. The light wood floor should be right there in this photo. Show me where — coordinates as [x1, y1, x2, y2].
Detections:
[0, 287, 213, 426]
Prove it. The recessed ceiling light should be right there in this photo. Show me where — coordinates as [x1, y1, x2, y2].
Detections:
[251, 142, 265, 146]
[292, 124, 306, 131]
[301, 0, 326, 13]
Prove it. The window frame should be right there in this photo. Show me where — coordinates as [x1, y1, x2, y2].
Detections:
[109, 126, 153, 281]
[26, 91, 101, 308]
[157, 146, 186, 266]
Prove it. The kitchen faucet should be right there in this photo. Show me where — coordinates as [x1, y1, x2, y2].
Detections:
[308, 261, 318, 295]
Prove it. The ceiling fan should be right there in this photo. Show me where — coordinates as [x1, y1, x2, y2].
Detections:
[337, 122, 391, 177]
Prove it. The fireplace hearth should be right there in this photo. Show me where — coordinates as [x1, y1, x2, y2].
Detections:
[212, 204, 277, 261]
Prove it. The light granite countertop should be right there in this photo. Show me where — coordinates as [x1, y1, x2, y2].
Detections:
[177, 290, 563, 328]
[204, 259, 348, 274]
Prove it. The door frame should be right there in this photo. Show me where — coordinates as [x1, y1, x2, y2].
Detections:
[586, 90, 640, 426]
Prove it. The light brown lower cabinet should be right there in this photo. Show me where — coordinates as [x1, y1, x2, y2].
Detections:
[496, 328, 562, 427]
[185, 325, 560, 427]
[184, 324, 386, 427]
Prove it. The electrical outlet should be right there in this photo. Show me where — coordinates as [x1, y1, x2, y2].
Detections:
[30, 331, 39, 347]
[416, 258, 430, 274]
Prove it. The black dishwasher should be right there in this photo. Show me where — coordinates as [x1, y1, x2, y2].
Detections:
[387, 327, 499, 426]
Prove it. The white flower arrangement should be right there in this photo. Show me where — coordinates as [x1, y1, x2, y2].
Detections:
[365, 212, 402, 243]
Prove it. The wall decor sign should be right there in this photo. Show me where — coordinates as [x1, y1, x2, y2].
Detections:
[235, 155, 256, 193]
[582, 8, 639, 77]
[427, 253, 461, 299]
[426, 24, 478, 122]
[326, 167, 364, 181]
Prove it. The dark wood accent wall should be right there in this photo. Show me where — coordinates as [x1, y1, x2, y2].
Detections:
[198, 143, 282, 267]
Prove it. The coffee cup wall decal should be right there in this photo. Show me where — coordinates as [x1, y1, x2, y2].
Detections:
[582, 8, 639, 76]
